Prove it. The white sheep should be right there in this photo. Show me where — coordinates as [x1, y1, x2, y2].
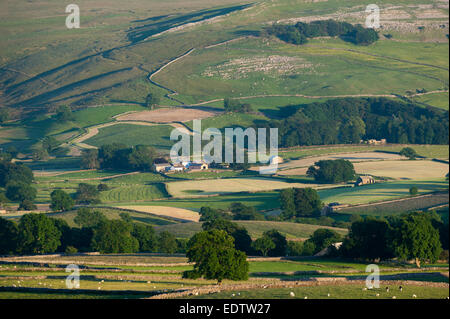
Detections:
[290, 292, 295, 297]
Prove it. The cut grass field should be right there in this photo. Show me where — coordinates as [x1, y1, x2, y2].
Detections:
[115, 205, 200, 222]
[166, 177, 326, 198]
[116, 107, 218, 123]
[353, 160, 449, 180]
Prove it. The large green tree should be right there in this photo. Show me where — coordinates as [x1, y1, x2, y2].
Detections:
[17, 214, 61, 254]
[341, 217, 393, 261]
[74, 183, 100, 204]
[73, 208, 106, 228]
[305, 228, 342, 254]
[132, 224, 158, 252]
[0, 162, 34, 187]
[0, 217, 18, 255]
[294, 188, 323, 217]
[183, 229, 249, 283]
[251, 236, 275, 257]
[202, 218, 252, 254]
[279, 188, 296, 219]
[91, 219, 139, 253]
[262, 229, 288, 257]
[5, 182, 37, 202]
[50, 190, 74, 212]
[307, 159, 355, 183]
[158, 231, 178, 254]
[389, 214, 442, 267]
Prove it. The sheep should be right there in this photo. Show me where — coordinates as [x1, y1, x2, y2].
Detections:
[386, 287, 390, 293]
[304, 296, 308, 299]
[290, 292, 295, 297]
[392, 296, 396, 299]
[412, 294, 417, 298]
[399, 286, 403, 292]
[327, 293, 331, 297]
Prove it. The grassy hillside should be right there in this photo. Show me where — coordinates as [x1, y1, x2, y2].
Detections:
[154, 220, 348, 239]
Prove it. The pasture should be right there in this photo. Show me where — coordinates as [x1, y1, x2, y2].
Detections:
[0, 254, 447, 300]
[83, 124, 174, 149]
[318, 179, 448, 205]
[154, 221, 348, 240]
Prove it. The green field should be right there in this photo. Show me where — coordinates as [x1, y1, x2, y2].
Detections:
[189, 284, 449, 299]
[154, 220, 347, 239]
[0, 254, 447, 299]
[318, 179, 448, 206]
[84, 124, 174, 149]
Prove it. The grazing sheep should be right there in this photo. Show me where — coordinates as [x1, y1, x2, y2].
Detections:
[392, 296, 396, 299]
[412, 294, 417, 298]
[232, 293, 236, 297]
[304, 296, 308, 299]
[327, 293, 331, 297]
[290, 292, 295, 297]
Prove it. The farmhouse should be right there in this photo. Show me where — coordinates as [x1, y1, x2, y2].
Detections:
[153, 162, 171, 173]
[361, 139, 387, 145]
[355, 175, 375, 186]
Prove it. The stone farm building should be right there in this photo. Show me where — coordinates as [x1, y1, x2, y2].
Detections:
[355, 175, 376, 186]
[189, 162, 209, 171]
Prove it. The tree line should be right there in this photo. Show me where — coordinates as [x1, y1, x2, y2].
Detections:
[81, 144, 157, 171]
[0, 209, 185, 255]
[265, 98, 448, 147]
[265, 20, 379, 46]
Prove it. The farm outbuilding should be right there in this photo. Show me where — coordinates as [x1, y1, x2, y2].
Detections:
[153, 162, 171, 173]
[355, 175, 376, 186]
[189, 162, 209, 171]
[270, 156, 284, 165]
